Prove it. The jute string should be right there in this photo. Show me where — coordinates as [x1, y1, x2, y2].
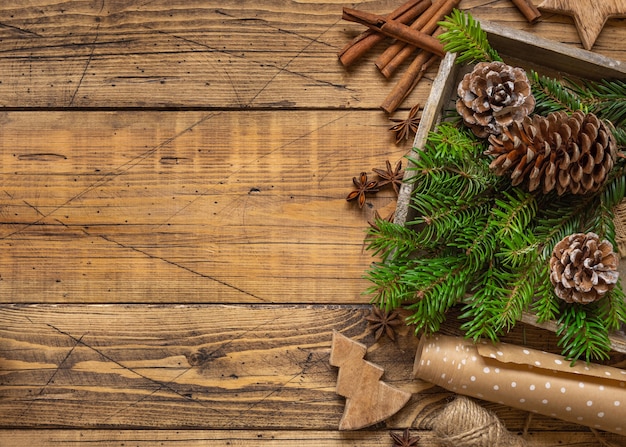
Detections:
[430, 397, 526, 447]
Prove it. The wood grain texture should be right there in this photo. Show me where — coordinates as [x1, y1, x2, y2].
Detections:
[0, 0, 625, 109]
[0, 305, 419, 428]
[538, 0, 626, 50]
[2, 304, 625, 433]
[0, 0, 434, 109]
[2, 429, 626, 447]
[0, 110, 404, 304]
[330, 330, 411, 429]
[2, 0, 626, 446]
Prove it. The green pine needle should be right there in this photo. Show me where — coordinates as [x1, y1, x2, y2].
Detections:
[438, 9, 502, 64]
[532, 265, 560, 323]
[530, 71, 585, 115]
[570, 78, 626, 127]
[599, 284, 626, 332]
[611, 126, 626, 147]
[403, 256, 475, 333]
[365, 260, 415, 311]
[365, 219, 422, 262]
[459, 269, 507, 343]
[364, 10, 626, 364]
[557, 304, 611, 364]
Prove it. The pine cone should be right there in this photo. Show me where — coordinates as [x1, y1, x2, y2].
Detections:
[486, 111, 616, 195]
[549, 232, 619, 304]
[456, 61, 535, 138]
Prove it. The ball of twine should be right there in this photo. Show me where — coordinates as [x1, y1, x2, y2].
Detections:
[430, 397, 526, 447]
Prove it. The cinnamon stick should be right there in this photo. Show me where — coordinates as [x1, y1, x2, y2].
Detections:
[374, 0, 448, 72]
[381, 29, 442, 114]
[378, 0, 460, 78]
[338, 0, 431, 67]
[511, 0, 541, 23]
[342, 8, 445, 57]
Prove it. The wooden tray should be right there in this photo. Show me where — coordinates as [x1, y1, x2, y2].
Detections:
[395, 20, 626, 353]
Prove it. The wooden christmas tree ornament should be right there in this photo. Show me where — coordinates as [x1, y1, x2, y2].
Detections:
[538, 0, 626, 50]
[329, 330, 411, 430]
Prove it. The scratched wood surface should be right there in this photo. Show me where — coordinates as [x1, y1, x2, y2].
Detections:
[0, 110, 404, 304]
[2, 0, 626, 446]
[2, 430, 625, 447]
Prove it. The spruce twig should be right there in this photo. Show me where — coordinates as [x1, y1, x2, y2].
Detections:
[437, 9, 502, 64]
[570, 78, 626, 127]
[530, 71, 585, 115]
[364, 10, 626, 363]
[557, 304, 611, 364]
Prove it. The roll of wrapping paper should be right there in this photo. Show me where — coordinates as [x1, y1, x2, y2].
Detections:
[413, 335, 626, 435]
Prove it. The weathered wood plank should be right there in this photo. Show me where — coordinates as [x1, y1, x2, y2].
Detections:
[0, 430, 399, 447]
[2, 1, 626, 445]
[0, 0, 434, 109]
[0, 110, 405, 303]
[1, 429, 625, 447]
[0, 304, 419, 428]
[1, 304, 625, 435]
[1, 0, 625, 108]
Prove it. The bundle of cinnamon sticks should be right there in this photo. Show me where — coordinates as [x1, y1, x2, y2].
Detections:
[338, 0, 541, 114]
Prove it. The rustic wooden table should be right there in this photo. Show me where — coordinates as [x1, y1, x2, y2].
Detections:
[2, 1, 626, 446]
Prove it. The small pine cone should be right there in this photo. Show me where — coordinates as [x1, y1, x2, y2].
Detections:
[549, 232, 619, 304]
[456, 61, 535, 138]
[486, 111, 616, 195]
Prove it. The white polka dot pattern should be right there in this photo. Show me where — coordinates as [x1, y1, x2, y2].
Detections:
[413, 335, 626, 436]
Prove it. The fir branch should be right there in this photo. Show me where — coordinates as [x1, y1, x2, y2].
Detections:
[409, 195, 491, 249]
[492, 189, 537, 240]
[421, 122, 486, 159]
[364, 260, 416, 311]
[530, 71, 585, 115]
[534, 191, 604, 260]
[497, 231, 539, 269]
[363, 11, 626, 363]
[570, 78, 626, 127]
[460, 260, 541, 340]
[450, 212, 495, 271]
[535, 191, 617, 261]
[365, 219, 422, 261]
[404, 256, 475, 333]
[601, 163, 626, 209]
[533, 210, 583, 260]
[556, 304, 611, 364]
[611, 126, 626, 147]
[493, 262, 542, 332]
[583, 201, 616, 247]
[408, 124, 496, 203]
[459, 269, 506, 343]
[532, 264, 560, 323]
[405, 124, 499, 251]
[410, 158, 495, 203]
[586, 162, 626, 245]
[437, 9, 502, 64]
[598, 284, 626, 332]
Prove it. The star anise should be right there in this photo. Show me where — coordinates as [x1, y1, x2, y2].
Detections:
[372, 160, 404, 196]
[389, 103, 420, 145]
[390, 428, 420, 447]
[365, 305, 402, 341]
[346, 172, 379, 208]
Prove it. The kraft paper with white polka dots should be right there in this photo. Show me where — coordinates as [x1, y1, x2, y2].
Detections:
[413, 335, 626, 435]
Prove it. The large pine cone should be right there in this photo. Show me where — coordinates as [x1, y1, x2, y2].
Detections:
[486, 111, 616, 195]
[549, 232, 619, 304]
[457, 61, 535, 138]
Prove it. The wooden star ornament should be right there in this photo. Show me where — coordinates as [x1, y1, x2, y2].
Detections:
[538, 0, 626, 50]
